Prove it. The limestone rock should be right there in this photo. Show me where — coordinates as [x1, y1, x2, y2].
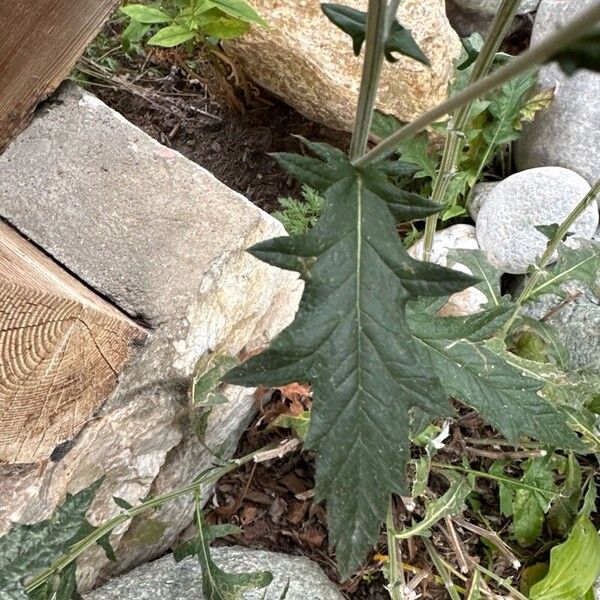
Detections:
[521, 234, 600, 371]
[86, 548, 344, 600]
[467, 181, 498, 220]
[445, 0, 533, 37]
[522, 292, 600, 371]
[452, 0, 539, 15]
[224, 0, 462, 132]
[516, 0, 600, 185]
[0, 84, 301, 590]
[476, 167, 597, 274]
[408, 224, 488, 316]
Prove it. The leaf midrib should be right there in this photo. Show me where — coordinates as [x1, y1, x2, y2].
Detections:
[531, 252, 599, 297]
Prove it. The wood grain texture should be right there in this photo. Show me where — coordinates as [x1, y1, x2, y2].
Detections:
[0, 222, 146, 464]
[0, 0, 119, 152]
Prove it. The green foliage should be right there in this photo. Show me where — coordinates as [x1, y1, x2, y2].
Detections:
[524, 239, 600, 301]
[121, 0, 266, 48]
[406, 250, 584, 451]
[512, 457, 558, 547]
[320, 4, 430, 65]
[190, 353, 239, 440]
[225, 139, 476, 578]
[0, 480, 104, 600]
[369, 58, 551, 219]
[529, 516, 600, 600]
[273, 185, 324, 235]
[547, 453, 582, 538]
[174, 507, 272, 599]
[395, 473, 472, 539]
[268, 411, 311, 440]
[20, 3, 600, 596]
[510, 317, 570, 368]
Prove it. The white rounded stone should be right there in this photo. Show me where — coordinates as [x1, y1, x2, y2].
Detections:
[409, 224, 488, 316]
[467, 181, 499, 221]
[516, 0, 600, 186]
[476, 167, 597, 274]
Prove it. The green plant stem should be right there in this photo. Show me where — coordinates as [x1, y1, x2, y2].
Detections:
[422, 538, 462, 600]
[431, 462, 554, 495]
[349, 0, 389, 160]
[421, 0, 521, 260]
[503, 177, 600, 335]
[473, 563, 528, 600]
[386, 502, 406, 600]
[353, 0, 600, 169]
[386, 0, 401, 31]
[24, 443, 277, 593]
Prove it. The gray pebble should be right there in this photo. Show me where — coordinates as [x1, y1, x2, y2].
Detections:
[476, 167, 597, 274]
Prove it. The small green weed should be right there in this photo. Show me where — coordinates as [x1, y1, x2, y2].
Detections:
[273, 185, 324, 235]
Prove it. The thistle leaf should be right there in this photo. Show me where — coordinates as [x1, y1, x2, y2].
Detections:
[482, 71, 537, 146]
[528, 239, 600, 300]
[395, 472, 472, 539]
[408, 303, 586, 451]
[175, 512, 271, 599]
[446, 249, 503, 306]
[271, 138, 442, 222]
[0, 480, 103, 599]
[226, 143, 476, 578]
[517, 87, 555, 130]
[370, 114, 438, 181]
[320, 4, 430, 65]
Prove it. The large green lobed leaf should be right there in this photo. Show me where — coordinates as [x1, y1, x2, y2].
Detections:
[226, 143, 475, 577]
[0, 480, 103, 599]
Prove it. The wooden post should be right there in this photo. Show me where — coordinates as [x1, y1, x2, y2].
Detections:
[0, 0, 119, 152]
[0, 222, 146, 464]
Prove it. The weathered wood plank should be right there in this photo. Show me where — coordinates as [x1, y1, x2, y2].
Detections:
[0, 0, 119, 152]
[0, 221, 146, 464]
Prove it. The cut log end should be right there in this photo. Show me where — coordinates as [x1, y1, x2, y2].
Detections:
[0, 222, 146, 464]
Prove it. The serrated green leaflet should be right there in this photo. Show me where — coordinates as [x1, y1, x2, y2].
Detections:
[320, 4, 430, 65]
[270, 137, 439, 222]
[176, 509, 272, 599]
[482, 71, 536, 146]
[530, 516, 600, 600]
[488, 339, 600, 418]
[268, 411, 311, 440]
[407, 301, 585, 450]
[225, 143, 476, 578]
[411, 456, 431, 498]
[517, 88, 555, 130]
[446, 249, 503, 305]
[395, 472, 471, 539]
[0, 479, 102, 600]
[527, 239, 600, 301]
[369, 113, 438, 181]
[190, 353, 239, 440]
[512, 317, 570, 368]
